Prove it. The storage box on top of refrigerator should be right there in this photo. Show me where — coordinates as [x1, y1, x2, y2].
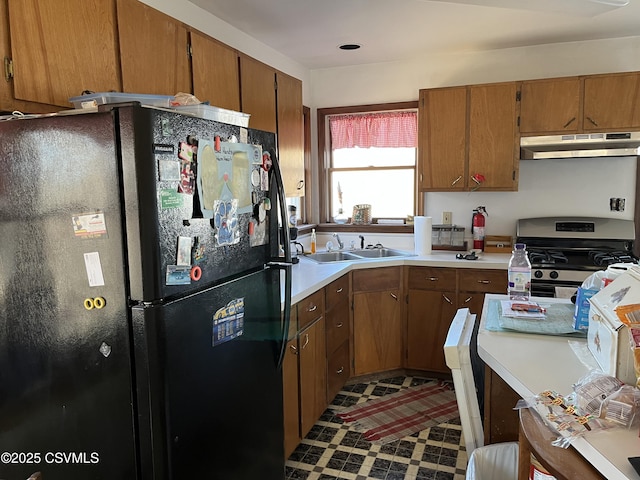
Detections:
[0, 104, 292, 480]
[588, 266, 640, 386]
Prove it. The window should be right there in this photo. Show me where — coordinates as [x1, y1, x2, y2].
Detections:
[320, 105, 418, 224]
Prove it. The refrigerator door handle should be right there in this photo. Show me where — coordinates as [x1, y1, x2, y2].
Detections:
[273, 263, 292, 369]
[267, 147, 292, 264]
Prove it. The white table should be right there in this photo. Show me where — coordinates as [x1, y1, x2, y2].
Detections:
[478, 294, 639, 480]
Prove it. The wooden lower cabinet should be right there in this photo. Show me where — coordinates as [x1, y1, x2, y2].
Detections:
[282, 336, 300, 459]
[406, 289, 458, 372]
[405, 267, 507, 373]
[353, 267, 403, 375]
[299, 316, 327, 438]
[325, 274, 351, 403]
[484, 366, 520, 444]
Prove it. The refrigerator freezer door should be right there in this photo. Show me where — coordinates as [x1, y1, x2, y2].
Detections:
[116, 106, 282, 303]
[0, 113, 137, 479]
[132, 266, 286, 480]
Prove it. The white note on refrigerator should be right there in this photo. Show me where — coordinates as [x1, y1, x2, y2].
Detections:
[83, 251, 105, 287]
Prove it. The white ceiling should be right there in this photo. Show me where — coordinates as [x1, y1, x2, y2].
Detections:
[188, 0, 640, 69]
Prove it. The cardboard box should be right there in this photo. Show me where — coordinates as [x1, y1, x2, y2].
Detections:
[573, 287, 598, 331]
[588, 267, 640, 386]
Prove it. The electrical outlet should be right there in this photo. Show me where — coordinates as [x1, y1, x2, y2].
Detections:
[610, 198, 626, 211]
[443, 212, 452, 224]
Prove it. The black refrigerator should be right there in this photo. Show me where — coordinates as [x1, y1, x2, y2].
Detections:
[0, 104, 292, 480]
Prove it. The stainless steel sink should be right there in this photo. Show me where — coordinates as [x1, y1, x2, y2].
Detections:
[305, 251, 361, 263]
[350, 248, 410, 258]
[305, 248, 413, 263]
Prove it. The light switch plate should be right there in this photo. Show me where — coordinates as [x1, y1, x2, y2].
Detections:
[443, 212, 452, 224]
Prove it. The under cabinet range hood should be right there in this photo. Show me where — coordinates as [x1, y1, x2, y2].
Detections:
[520, 132, 640, 159]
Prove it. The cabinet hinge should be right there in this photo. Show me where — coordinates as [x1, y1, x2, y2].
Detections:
[274, 77, 278, 91]
[4, 57, 13, 81]
[517, 116, 520, 127]
[513, 170, 516, 181]
[186, 43, 192, 58]
[516, 91, 521, 102]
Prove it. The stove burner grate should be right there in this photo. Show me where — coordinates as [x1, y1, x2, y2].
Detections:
[588, 250, 636, 267]
[528, 249, 569, 265]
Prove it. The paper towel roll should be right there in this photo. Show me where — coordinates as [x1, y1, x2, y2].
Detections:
[414, 216, 432, 255]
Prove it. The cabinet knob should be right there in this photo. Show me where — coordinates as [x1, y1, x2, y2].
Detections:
[463, 296, 472, 304]
[586, 116, 599, 127]
[451, 175, 462, 186]
[306, 304, 317, 312]
[336, 322, 344, 328]
[563, 116, 576, 128]
[390, 293, 398, 301]
[428, 277, 438, 281]
[296, 180, 304, 190]
[289, 344, 298, 355]
[443, 294, 453, 304]
[336, 287, 343, 293]
[336, 367, 344, 374]
[477, 280, 490, 284]
[301, 333, 309, 349]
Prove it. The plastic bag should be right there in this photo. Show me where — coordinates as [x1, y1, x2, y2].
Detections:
[571, 370, 640, 428]
[581, 270, 608, 290]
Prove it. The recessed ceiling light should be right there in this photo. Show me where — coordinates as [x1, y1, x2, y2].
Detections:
[339, 43, 361, 51]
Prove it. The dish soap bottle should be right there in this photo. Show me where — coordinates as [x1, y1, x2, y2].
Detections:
[508, 243, 531, 301]
[310, 228, 317, 254]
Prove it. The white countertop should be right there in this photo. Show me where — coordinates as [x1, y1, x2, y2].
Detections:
[478, 294, 639, 480]
[290, 250, 511, 304]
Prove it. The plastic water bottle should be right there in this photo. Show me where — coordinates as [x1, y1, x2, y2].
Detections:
[508, 243, 532, 301]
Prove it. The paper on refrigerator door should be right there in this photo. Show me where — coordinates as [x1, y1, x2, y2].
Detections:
[83, 251, 105, 287]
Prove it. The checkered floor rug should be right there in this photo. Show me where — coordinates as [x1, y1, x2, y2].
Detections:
[285, 375, 468, 480]
[334, 381, 458, 445]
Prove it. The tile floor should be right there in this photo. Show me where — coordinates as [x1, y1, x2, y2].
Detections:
[285, 375, 468, 480]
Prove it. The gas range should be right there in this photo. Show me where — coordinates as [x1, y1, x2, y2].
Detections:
[516, 217, 637, 296]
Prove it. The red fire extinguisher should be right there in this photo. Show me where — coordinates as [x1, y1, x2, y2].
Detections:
[472, 206, 487, 251]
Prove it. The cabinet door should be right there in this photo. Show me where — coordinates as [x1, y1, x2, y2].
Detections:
[418, 87, 467, 191]
[299, 318, 327, 438]
[282, 337, 300, 459]
[7, 0, 120, 107]
[327, 341, 349, 404]
[468, 82, 518, 191]
[240, 54, 277, 133]
[519, 78, 581, 134]
[190, 31, 240, 112]
[326, 299, 350, 357]
[353, 290, 402, 375]
[583, 73, 640, 131]
[117, 0, 191, 96]
[406, 289, 458, 372]
[276, 72, 305, 197]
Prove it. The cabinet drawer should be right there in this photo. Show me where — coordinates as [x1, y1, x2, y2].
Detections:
[327, 341, 350, 403]
[353, 267, 401, 292]
[326, 300, 350, 356]
[325, 274, 350, 311]
[408, 266, 457, 291]
[297, 290, 325, 330]
[459, 269, 507, 293]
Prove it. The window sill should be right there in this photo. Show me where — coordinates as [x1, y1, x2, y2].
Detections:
[315, 223, 414, 234]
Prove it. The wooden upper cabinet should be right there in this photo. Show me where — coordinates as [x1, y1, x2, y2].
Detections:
[7, 0, 120, 107]
[468, 82, 519, 191]
[117, 0, 191, 96]
[240, 54, 277, 133]
[418, 86, 467, 191]
[190, 31, 240, 112]
[519, 77, 582, 134]
[276, 72, 305, 197]
[583, 72, 640, 131]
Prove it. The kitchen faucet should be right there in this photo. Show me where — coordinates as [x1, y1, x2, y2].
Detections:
[332, 233, 344, 250]
[358, 235, 365, 249]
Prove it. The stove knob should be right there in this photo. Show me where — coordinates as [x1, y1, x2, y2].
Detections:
[534, 270, 543, 279]
[550, 271, 559, 279]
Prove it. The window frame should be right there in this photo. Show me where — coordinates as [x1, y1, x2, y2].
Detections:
[317, 102, 419, 228]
